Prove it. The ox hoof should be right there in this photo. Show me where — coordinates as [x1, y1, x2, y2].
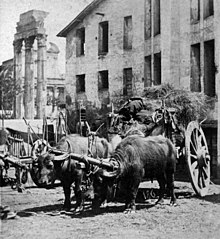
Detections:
[170, 201, 178, 207]
[61, 207, 71, 213]
[17, 186, 25, 193]
[124, 208, 136, 214]
[156, 198, 164, 205]
[75, 206, 84, 213]
[101, 200, 108, 208]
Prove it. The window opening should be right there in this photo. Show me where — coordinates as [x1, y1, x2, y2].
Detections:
[190, 43, 201, 92]
[123, 68, 132, 96]
[145, 0, 151, 39]
[154, 0, 160, 36]
[98, 70, 109, 90]
[124, 16, 132, 50]
[76, 74, 85, 93]
[154, 52, 161, 85]
[191, 0, 200, 23]
[203, 0, 213, 19]
[204, 40, 215, 96]
[76, 28, 85, 56]
[98, 21, 108, 54]
[144, 56, 152, 87]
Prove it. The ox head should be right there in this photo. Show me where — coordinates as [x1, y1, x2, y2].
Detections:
[92, 169, 116, 210]
[33, 152, 56, 185]
[33, 152, 68, 185]
[92, 158, 120, 210]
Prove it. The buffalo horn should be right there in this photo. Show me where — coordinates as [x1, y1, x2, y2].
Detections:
[97, 168, 119, 178]
[53, 153, 69, 161]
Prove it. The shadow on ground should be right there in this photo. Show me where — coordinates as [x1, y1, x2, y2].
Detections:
[17, 204, 62, 217]
[201, 193, 220, 204]
[17, 201, 157, 219]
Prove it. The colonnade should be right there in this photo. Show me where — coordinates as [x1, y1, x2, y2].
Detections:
[14, 34, 47, 119]
[13, 10, 48, 119]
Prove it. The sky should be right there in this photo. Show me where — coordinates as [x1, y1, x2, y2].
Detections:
[0, 0, 93, 73]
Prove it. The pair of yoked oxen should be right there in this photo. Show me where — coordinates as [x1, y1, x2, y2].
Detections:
[37, 122, 177, 214]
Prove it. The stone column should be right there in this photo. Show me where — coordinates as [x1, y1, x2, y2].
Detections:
[24, 36, 35, 119]
[214, 0, 220, 179]
[13, 39, 24, 118]
[36, 34, 47, 119]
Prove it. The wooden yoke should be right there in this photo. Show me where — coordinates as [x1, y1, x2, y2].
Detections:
[51, 147, 119, 171]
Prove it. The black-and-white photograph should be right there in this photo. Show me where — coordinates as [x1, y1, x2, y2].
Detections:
[0, 0, 220, 238]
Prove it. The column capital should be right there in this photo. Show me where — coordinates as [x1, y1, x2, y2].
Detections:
[24, 36, 35, 51]
[36, 34, 47, 48]
[13, 39, 23, 54]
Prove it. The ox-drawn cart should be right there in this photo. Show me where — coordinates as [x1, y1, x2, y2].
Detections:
[105, 97, 211, 197]
[0, 96, 211, 198]
[0, 117, 118, 191]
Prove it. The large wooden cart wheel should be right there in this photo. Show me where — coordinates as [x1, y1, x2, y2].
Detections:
[30, 139, 51, 187]
[185, 121, 210, 196]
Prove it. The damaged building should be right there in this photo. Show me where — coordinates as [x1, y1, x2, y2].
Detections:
[57, 0, 219, 178]
[58, 0, 218, 107]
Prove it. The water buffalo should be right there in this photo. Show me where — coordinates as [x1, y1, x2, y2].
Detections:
[92, 135, 177, 213]
[36, 133, 120, 212]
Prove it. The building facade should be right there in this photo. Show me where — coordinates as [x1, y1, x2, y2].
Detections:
[58, 0, 217, 107]
[58, 0, 219, 177]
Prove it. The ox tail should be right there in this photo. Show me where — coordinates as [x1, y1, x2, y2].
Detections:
[164, 138, 177, 204]
[166, 138, 177, 172]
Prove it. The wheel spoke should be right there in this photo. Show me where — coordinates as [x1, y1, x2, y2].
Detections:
[196, 129, 199, 147]
[192, 130, 198, 149]
[198, 135, 203, 149]
[198, 168, 202, 188]
[36, 170, 40, 179]
[34, 169, 40, 180]
[192, 161, 198, 175]
[190, 161, 198, 185]
[193, 169, 199, 186]
[202, 167, 209, 180]
[190, 153, 197, 160]
[190, 140, 197, 154]
[191, 161, 198, 171]
[199, 168, 206, 188]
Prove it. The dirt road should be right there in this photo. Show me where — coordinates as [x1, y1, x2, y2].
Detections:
[1, 177, 220, 239]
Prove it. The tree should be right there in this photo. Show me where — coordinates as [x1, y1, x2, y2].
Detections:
[0, 65, 21, 118]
